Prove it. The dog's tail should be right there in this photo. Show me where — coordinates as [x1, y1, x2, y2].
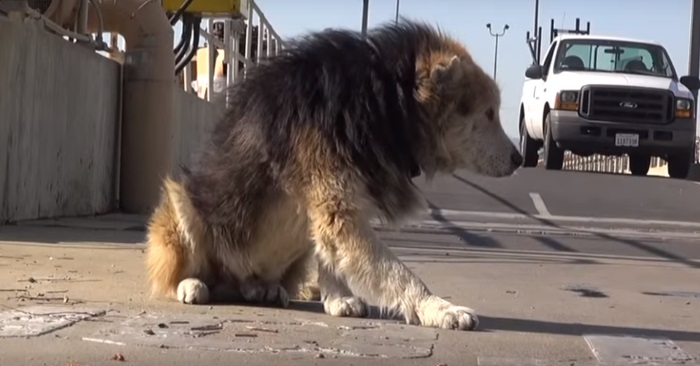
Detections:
[145, 176, 207, 299]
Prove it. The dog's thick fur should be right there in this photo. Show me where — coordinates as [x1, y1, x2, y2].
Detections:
[145, 20, 522, 331]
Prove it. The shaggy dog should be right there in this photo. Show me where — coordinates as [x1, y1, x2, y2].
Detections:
[145, 19, 522, 331]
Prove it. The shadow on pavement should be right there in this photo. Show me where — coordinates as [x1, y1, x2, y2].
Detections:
[0, 224, 145, 245]
[385, 236, 694, 269]
[424, 200, 503, 249]
[206, 299, 404, 322]
[479, 315, 700, 341]
[449, 173, 700, 269]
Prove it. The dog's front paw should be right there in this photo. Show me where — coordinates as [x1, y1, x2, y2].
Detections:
[417, 296, 478, 331]
[240, 282, 290, 308]
[176, 278, 210, 305]
[324, 296, 368, 318]
[434, 305, 478, 330]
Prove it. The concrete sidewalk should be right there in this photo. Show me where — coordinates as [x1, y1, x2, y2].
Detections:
[1, 215, 700, 365]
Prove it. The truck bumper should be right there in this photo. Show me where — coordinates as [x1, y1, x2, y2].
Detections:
[549, 110, 696, 156]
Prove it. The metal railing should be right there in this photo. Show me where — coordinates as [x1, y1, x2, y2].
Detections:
[180, 0, 284, 103]
[561, 137, 700, 174]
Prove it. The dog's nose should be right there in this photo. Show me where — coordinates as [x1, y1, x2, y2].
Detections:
[511, 150, 524, 167]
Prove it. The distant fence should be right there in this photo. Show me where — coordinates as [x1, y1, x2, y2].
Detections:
[562, 137, 700, 174]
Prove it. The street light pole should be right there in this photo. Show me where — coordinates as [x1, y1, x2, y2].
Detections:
[395, 0, 400, 24]
[361, 0, 369, 37]
[689, 0, 700, 101]
[486, 23, 509, 80]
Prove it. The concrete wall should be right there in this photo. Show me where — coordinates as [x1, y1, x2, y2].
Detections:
[170, 89, 225, 175]
[0, 19, 121, 223]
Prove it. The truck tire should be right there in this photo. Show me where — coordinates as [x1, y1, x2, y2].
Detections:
[628, 154, 650, 176]
[543, 113, 564, 170]
[667, 151, 692, 179]
[519, 116, 540, 168]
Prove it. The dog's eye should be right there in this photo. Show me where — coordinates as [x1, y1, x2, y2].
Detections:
[485, 108, 495, 120]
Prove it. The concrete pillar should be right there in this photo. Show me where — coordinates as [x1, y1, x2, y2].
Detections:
[88, 0, 175, 214]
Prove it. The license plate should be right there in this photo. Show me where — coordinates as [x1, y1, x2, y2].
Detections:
[615, 133, 639, 147]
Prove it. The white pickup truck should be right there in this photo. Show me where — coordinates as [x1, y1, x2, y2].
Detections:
[518, 33, 700, 178]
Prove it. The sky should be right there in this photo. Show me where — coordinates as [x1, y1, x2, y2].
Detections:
[174, 0, 696, 138]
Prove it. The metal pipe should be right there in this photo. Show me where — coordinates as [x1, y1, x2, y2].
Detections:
[174, 15, 192, 55]
[244, 0, 254, 72]
[175, 17, 200, 74]
[175, 16, 193, 65]
[207, 18, 215, 102]
[533, 0, 539, 39]
[224, 19, 232, 89]
[86, 0, 176, 213]
[231, 24, 239, 84]
[169, 0, 194, 25]
[257, 23, 263, 62]
[77, 0, 89, 35]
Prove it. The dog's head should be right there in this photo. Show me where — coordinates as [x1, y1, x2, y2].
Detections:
[415, 49, 523, 178]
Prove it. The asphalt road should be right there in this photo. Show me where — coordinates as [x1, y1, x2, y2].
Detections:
[415, 168, 700, 224]
[401, 167, 700, 266]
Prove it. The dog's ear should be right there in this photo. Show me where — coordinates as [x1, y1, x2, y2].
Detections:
[430, 55, 461, 84]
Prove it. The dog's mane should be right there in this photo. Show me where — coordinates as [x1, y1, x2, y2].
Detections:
[188, 20, 453, 222]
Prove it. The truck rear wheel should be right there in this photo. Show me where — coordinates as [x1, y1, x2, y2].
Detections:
[543, 113, 564, 170]
[628, 154, 650, 176]
[667, 151, 692, 179]
[520, 116, 540, 167]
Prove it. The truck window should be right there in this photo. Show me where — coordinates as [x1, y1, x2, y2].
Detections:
[540, 41, 558, 77]
[552, 39, 676, 79]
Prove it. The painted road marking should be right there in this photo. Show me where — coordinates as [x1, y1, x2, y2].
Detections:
[529, 192, 551, 217]
[584, 334, 697, 364]
[426, 208, 700, 229]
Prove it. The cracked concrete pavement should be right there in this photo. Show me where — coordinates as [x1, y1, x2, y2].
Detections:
[1, 212, 700, 366]
[2, 170, 700, 365]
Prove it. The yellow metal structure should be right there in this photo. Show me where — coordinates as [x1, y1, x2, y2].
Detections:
[161, 0, 247, 17]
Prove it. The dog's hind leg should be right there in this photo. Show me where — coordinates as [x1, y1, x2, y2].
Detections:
[307, 201, 478, 331]
[280, 248, 321, 301]
[146, 177, 215, 306]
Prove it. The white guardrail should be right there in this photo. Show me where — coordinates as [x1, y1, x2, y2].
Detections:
[559, 137, 700, 174]
[183, 0, 283, 102]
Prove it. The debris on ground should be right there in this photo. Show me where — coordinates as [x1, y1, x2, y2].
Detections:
[111, 352, 125, 361]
